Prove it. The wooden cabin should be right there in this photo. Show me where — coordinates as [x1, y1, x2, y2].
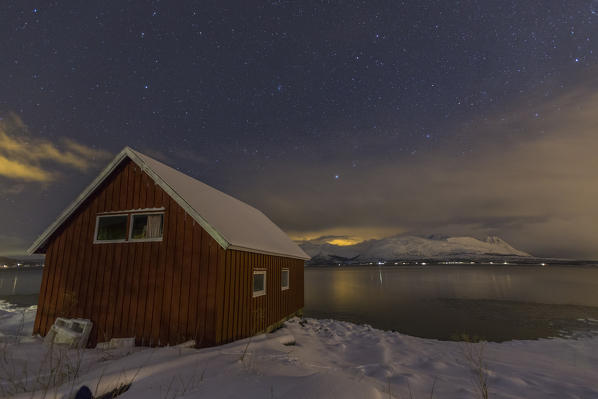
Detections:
[28, 147, 309, 347]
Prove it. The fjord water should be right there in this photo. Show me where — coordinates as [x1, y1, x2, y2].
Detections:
[3, 265, 598, 341]
[304, 265, 598, 341]
[0, 267, 42, 307]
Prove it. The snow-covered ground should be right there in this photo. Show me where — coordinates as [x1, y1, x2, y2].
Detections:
[1, 303, 597, 398]
[0, 300, 37, 338]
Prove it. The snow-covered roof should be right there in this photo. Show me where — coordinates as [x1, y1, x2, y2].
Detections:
[28, 147, 310, 260]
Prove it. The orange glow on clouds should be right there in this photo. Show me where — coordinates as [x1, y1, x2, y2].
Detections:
[290, 226, 406, 245]
[327, 238, 363, 246]
[0, 112, 111, 183]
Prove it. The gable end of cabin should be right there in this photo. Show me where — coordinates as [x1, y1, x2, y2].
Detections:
[33, 157, 305, 347]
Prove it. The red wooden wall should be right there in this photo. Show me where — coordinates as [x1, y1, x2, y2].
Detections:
[33, 158, 304, 347]
[218, 250, 304, 345]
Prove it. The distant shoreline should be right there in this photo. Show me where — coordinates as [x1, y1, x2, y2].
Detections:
[0, 265, 44, 272]
[306, 258, 598, 267]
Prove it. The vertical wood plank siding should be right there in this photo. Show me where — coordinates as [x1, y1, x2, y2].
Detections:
[33, 159, 305, 347]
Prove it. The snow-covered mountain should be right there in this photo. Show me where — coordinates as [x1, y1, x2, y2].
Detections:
[298, 235, 531, 264]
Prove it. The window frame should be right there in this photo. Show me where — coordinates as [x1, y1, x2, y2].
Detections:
[93, 214, 129, 244]
[128, 212, 165, 242]
[252, 269, 267, 298]
[281, 268, 290, 291]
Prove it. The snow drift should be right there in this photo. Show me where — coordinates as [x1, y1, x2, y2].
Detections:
[2, 311, 597, 399]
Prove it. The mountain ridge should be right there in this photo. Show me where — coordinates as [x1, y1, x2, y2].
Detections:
[298, 235, 531, 264]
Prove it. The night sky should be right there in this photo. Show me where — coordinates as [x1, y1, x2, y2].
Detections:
[2, 1, 598, 258]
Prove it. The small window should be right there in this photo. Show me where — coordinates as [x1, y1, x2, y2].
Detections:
[253, 270, 266, 297]
[281, 268, 289, 291]
[130, 213, 164, 241]
[95, 215, 127, 242]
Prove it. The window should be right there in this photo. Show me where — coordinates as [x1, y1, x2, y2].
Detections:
[129, 213, 164, 241]
[93, 208, 165, 244]
[281, 268, 289, 290]
[95, 215, 128, 242]
[253, 270, 266, 297]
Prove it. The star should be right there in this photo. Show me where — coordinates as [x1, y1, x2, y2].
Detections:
[2, 0, 598, 260]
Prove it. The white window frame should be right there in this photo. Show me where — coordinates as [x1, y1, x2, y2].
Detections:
[253, 269, 267, 297]
[281, 268, 290, 291]
[93, 214, 129, 244]
[128, 212, 164, 242]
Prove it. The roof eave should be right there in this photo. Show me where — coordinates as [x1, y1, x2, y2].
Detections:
[27, 147, 132, 255]
[126, 148, 231, 250]
[227, 244, 311, 261]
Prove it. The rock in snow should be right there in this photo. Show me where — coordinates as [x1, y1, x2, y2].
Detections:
[299, 235, 530, 264]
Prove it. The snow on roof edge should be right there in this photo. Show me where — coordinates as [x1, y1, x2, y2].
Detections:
[28, 147, 309, 260]
[128, 148, 310, 260]
[227, 244, 309, 260]
[127, 149, 231, 251]
[27, 147, 134, 254]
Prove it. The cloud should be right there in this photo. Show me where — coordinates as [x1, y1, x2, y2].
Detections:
[294, 235, 367, 246]
[0, 112, 111, 183]
[0, 155, 54, 182]
[234, 82, 598, 258]
[288, 227, 406, 244]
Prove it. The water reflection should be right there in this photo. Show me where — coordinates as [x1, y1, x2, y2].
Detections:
[0, 268, 42, 306]
[305, 265, 598, 341]
[4, 265, 598, 341]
